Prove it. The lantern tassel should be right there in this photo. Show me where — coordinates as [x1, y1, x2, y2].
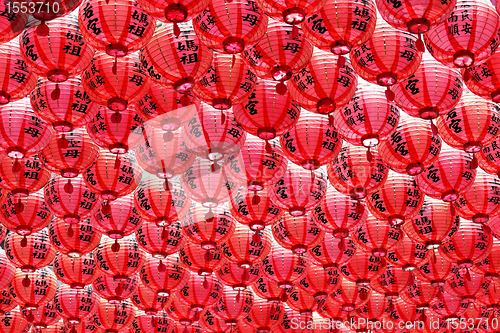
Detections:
[471, 153, 479, 169]
[115, 282, 124, 296]
[450, 203, 456, 216]
[205, 249, 212, 262]
[360, 288, 368, 300]
[67, 223, 74, 238]
[26, 310, 34, 322]
[366, 146, 373, 162]
[252, 191, 260, 205]
[241, 268, 248, 282]
[388, 300, 395, 313]
[355, 199, 362, 215]
[252, 230, 261, 243]
[265, 140, 273, 154]
[328, 113, 334, 127]
[463, 69, 470, 82]
[276, 79, 287, 95]
[51, 83, 60, 100]
[236, 290, 241, 302]
[102, 201, 111, 215]
[337, 55, 346, 68]
[416, 34, 425, 52]
[432, 248, 438, 264]
[114, 305, 118, 317]
[221, 111, 226, 125]
[385, 87, 395, 101]
[22, 275, 30, 287]
[173, 22, 181, 37]
[338, 237, 345, 251]
[112, 55, 117, 75]
[205, 207, 214, 221]
[69, 327, 77, 333]
[36, 19, 49, 36]
[291, 23, 298, 39]
[281, 289, 288, 302]
[419, 310, 427, 323]
[465, 268, 471, 281]
[163, 179, 170, 191]
[203, 276, 208, 289]
[15, 198, 24, 214]
[114, 154, 121, 169]
[20, 235, 27, 248]
[163, 131, 174, 142]
[64, 178, 74, 194]
[161, 226, 167, 240]
[437, 287, 444, 301]
[430, 119, 438, 136]
[231, 54, 235, 68]
[58, 134, 68, 149]
[158, 259, 166, 272]
[12, 158, 21, 173]
[112, 239, 120, 252]
[151, 315, 156, 328]
[180, 93, 190, 107]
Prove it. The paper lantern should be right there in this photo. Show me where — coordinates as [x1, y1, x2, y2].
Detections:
[400, 277, 437, 310]
[93, 274, 139, 303]
[10, 268, 58, 310]
[0, 250, 15, 290]
[215, 259, 262, 291]
[0, 308, 29, 333]
[414, 250, 457, 287]
[285, 286, 317, 316]
[251, 274, 294, 303]
[244, 297, 284, 332]
[53, 285, 98, 324]
[352, 213, 404, 257]
[339, 251, 387, 287]
[135, 221, 184, 257]
[298, 264, 340, 301]
[220, 225, 272, 268]
[198, 309, 234, 333]
[371, 264, 412, 299]
[131, 280, 171, 314]
[0, 290, 16, 316]
[355, 291, 388, 321]
[21, 300, 60, 329]
[261, 246, 309, 289]
[308, 233, 357, 271]
[477, 135, 500, 177]
[94, 236, 145, 281]
[179, 240, 223, 276]
[164, 296, 198, 327]
[429, 293, 467, 321]
[4, 229, 56, 272]
[272, 213, 324, 254]
[140, 255, 190, 297]
[385, 235, 430, 271]
[92, 194, 143, 239]
[473, 238, 500, 281]
[329, 278, 371, 312]
[464, 51, 500, 102]
[254, 0, 326, 27]
[176, 274, 223, 313]
[133, 311, 175, 333]
[0, 4, 27, 44]
[93, 299, 135, 332]
[444, 269, 489, 303]
[52, 252, 98, 289]
[48, 218, 102, 258]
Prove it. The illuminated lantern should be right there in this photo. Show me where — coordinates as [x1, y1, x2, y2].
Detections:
[0, 290, 16, 316]
[429, 293, 466, 321]
[355, 291, 388, 321]
[82, 151, 142, 201]
[298, 264, 340, 301]
[272, 213, 324, 254]
[140, 23, 212, 92]
[281, 112, 341, 170]
[312, 186, 368, 238]
[327, 144, 389, 200]
[251, 274, 294, 304]
[135, 221, 184, 257]
[424, 0, 500, 68]
[477, 135, 500, 177]
[414, 250, 457, 287]
[10, 268, 58, 310]
[0, 309, 29, 333]
[53, 286, 97, 324]
[92, 194, 143, 239]
[385, 235, 430, 271]
[308, 233, 357, 271]
[22, 301, 60, 329]
[352, 214, 404, 257]
[52, 252, 97, 288]
[179, 240, 224, 276]
[216, 260, 262, 291]
[270, 163, 327, 216]
[288, 50, 357, 116]
[0, 40, 37, 105]
[20, 14, 94, 83]
[48, 218, 102, 258]
[401, 277, 437, 310]
[140, 255, 190, 297]
[93, 274, 139, 303]
[473, 238, 500, 280]
[0, 98, 53, 159]
[350, 22, 422, 97]
[378, 115, 441, 176]
[329, 278, 371, 312]
[366, 170, 425, 226]
[192, 54, 257, 110]
[0, 190, 52, 236]
[233, 79, 301, 141]
[302, 0, 377, 55]
[220, 225, 272, 268]
[371, 264, 412, 299]
[339, 251, 387, 287]
[134, 178, 191, 226]
[415, 144, 476, 202]
[4, 229, 56, 271]
[131, 280, 171, 314]
[212, 287, 253, 327]
[176, 274, 223, 314]
[93, 299, 135, 332]
[244, 297, 284, 332]
[464, 51, 500, 102]
[44, 176, 101, 224]
[81, 53, 150, 113]
[444, 269, 489, 302]
[261, 246, 309, 289]
[0, 250, 15, 290]
[94, 236, 145, 281]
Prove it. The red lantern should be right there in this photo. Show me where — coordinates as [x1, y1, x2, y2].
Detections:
[429, 293, 466, 321]
[93, 274, 139, 303]
[192, 54, 257, 109]
[0, 308, 29, 333]
[400, 277, 437, 310]
[0, 290, 16, 316]
[385, 235, 430, 271]
[135, 221, 184, 257]
[330, 278, 371, 312]
[371, 264, 412, 299]
[272, 213, 324, 254]
[378, 115, 441, 175]
[0, 40, 37, 105]
[477, 281, 500, 310]
[82, 53, 150, 112]
[215, 259, 262, 291]
[339, 251, 387, 287]
[355, 291, 388, 321]
[254, 0, 325, 27]
[308, 233, 357, 271]
[136, 0, 208, 25]
[10, 268, 58, 310]
[132, 283, 171, 315]
[134, 311, 175, 333]
[0, 250, 15, 290]
[464, 51, 500, 102]
[199, 309, 234, 333]
[48, 218, 102, 258]
[52, 252, 98, 288]
[212, 287, 253, 326]
[251, 274, 294, 304]
[93, 299, 135, 332]
[444, 269, 490, 302]
[261, 246, 309, 289]
[4, 229, 56, 272]
[390, 299, 422, 325]
[352, 214, 404, 257]
[92, 194, 143, 239]
[20, 14, 94, 82]
[94, 236, 145, 281]
[140, 255, 190, 297]
[22, 301, 60, 329]
[0, 190, 52, 236]
[164, 296, 198, 327]
[244, 297, 284, 333]
[302, 0, 377, 55]
[176, 274, 223, 313]
[53, 285, 98, 325]
[288, 50, 357, 115]
[424, 0, 500, 68]
[220, 225, 272, 268]
[327, 143, 389, 200]
[414, 250, 457, 287]
[0, 5, 27, 44]
[286, 286, 317, 316]
[477, 135, 500, 177]
[473, 238, 500, 281]
[179, 240, 224, 276]
[415, 144, 476, 202]
[298, 264, 340, 301]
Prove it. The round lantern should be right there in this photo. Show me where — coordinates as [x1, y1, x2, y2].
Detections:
[10, 268, 58, 310]
[444, 269, 490, 302]
[329, 278, 371, 312]
[131, 280, 171, 314]
[134, 311, 175, 333]
[199, 309, 233, 333]
[327, 143, 389, 200]
[176, 274, 223, 313]
[52, 252, 97, 288]
[140, 255, 190, 297]
[378, 115, 441, 175]
[53, 286, 97, 324]
[215, 259, 262, 290]
[164, 296, 198, 327]
[0, 290, 16, 316]
[48, 218, 102, 258]
[414, 250, 457, 287]
[135, 221, 184, 257]
[464, 51, 500, 102]
[424, 0, 500, 68]
[244, 297, 284, 333]
[254, 0, 325, 27]
[81, 53, 150, 112]
[92, 194, 143, 239]
[4, 229, 56, 272]
[94, 236, 145, 281]
[261, 246, 309, 289]
[308, 233, 357, 271]
[477, 135, 500, 177]
[251, 274, 294, 303]
[0, 190, 52, 236]
[272, 213, 325, 254]
[212, 287, 253, 326]
[93, 299, 135, 332]
[93, 274, 139, 303]
[415, 144, 476, 202]
[0, 4, 27, 44]
[385, 235, 430, 271]
[477, 281, 500, 310]
[302, 0, 377, 55]
[22, 301, 60, 329]
[298, 264, 340, 302]
[286, 286, 317, 316]
[371, 264, 412, 299]
[0, 40, 37, 105]
[339, 251, 387, 287]
[220, 225, 272, 268]
[352, 214, 404, 257]
[0, 308, 29, 333]
[473, 237, 500, 281]
[400, 277, 437, 310]
[355, 291, 388, 321]
[0, 250, 15, 290]
[429, 293, 467, 321]
[179, 241, 224, 276]
[136, 0, 209, 26]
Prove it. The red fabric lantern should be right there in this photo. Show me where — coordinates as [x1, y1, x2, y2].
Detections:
[0, 40, 38, 105]
[261, 246, 309, 289]
[415, 144, 476, 202]
[215, 259, 262, 291]
[10, 268, 58, 310]
[286, 286, 317, 316]
[0, 308, 29, 333]
[220, 225, 272, 268]
[371, 264, 412, 299]
[352, 213, 404, 257]
[5, 229, 56, 272]
[48, 218, 102, 258]
[135, 221, 184, 257]
[179, 240, 223, 276]
[400, 277, 437, 310]
[176, 274, 223, 313]
[82, 53, 150, 112]
[0, 290, 16, 316]
[327, 143, 389, 200]
[444, 269, 489, 302]
[355, 291, 388, 321]
[429, 293, 466, 321]
[53, 285, 97, 324]
[83, 151, 142, 201]
[0, 250, 15, 290]
[52, 252, 98, 289]
[93, 274, 139, 303]
[385, 235, 430, 271]
[477, 135, 500, 177]
[93, 299, 135, 332]
[378, 115, 441, 175]
[92, 194, 143, 239]
[199, 309, 234, 333]
[251, 274, 294, 303]
[133, 312, 175, 333]
[136, 0, 208, 24]
[390, 299, 421, 324]
[473, 238, 500, 281]
[244, 297, 284, 332]
[464, 51, 500, 102]
[330, 278, 371, 312]
[298, 264, 340, 301]
[0, 6, 27, 44]
[0, 190, 52, 235]
[164, 296, 198, 327]
[140, 23, 213, 92]
[94, 236, 145, 281]
[254, 0, 325, 26]
[414, 250, 457, 287]
[276, 307, 308, 333]
[140, 255, 190, 297]
[272, 213, 324, 254]
[192, 54, 257, 109]
[22, 301, 60, 329]
[288, 50, 357, 115]
[131, 280, 171, 314]
[424, 0, 500, 68]
[477, 281, 500, 310]
[339, 251, 387, 287]
[316, 297, 344, 322]
[308, 233, 357, 271]
[302, 0, 377, 55]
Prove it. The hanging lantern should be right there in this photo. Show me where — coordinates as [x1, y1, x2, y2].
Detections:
[424, 0, 500, 68]
[164, 296, 198, 327]
[179, 240, 224, 276]
[140, 255, 190, 297]
[215, 259, 262, 291]
[52, 252, 97, 289]
[477, 135, 500, 177]
[0, 309, 29, 333]
[444, 269, 490, 303]
[464, 51, 500, 102]
[92, 194, 143, 239]
[400, 277, 437, 310]
[378, 115, 441, 175]
[477, 281, 500, 310]
[429, 293, 467, 321]
[22, 301, 60, 329]
[385, 235, 430, 271]
[473, 238, 500, 281]
[339, 251, 387, 287]
[0, 250, 15, 290]
[93, 299, 135, 332]
[272, 213, 324, 254]
[355, 291, 388, 321]
[254, 0, 325, 28]
[251, 274, 294, 303]
[244, 297, 284, 333]
[316, 297, 344, 323]
[220, 225, 272, 268]
[261, 246, 309, 289]
[131, 280, 171, 314]
[414, 250, 457, 287]
[53, 286, 97, 325]
[371, 264, 412, 300]
[276, 307, 308, 333]
[0, 290, 16, 316]
[198, 309, 233, 333]
[0, 40, 37, 105]
[94, 236, 145, 281]
[352, 214, 404, 257]
[415, 144, 476, 202]
[286, 286, 317, 317]
[327, 143, 389, 200]
[390, 299, 422, 326]
[135, 221, 184, 257]
[308, 233, 357, 271]
[93, 274, 139, 303]
[176, 274, 223, 314]
[329, 278, 371, 312]
[0, 190, 52, 236]
[136, 0, 209, 29]
[4, 229, 56, 272]
[134, 312, 175, 333]
[48, 218, 102, 258]
[298, 264, 340, 302]
[10, 268, 58, 310]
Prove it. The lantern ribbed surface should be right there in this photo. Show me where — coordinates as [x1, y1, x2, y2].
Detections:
[53, 285, 98, 324]
[471, 238, 500, 281]
[10, 268, 58, 310]
[48, 218, 102, 258]
[220, 225, 272, 268]
[52, 252, 98, 289]
[261, 246, 309, 289]
[0, 4, 27, 44]
[131, 280, 171, 314]
[179, 240, 223, 276]
[308, 233, 357, 271]
[371, 264, 412, 299]
[244, 297, 284, 331]
[93, 299, 136, 332]
[0, 250, 15, 290]
[140, 255, 190, 296]
[329, 278, 370, 311]
[385, 235, 430, 271]
[92, 194, 143, 238]
[176, 274, 223, 311]
[215, 259, 262, 290]
[251, 274, 293, 302]
[298, 264, 340, 301]
[464, 51, 500, 102]
[22, 301, 60, 329]
[444, 269, 489, 302]
[0, 154, 51, 197]
[94, 236, 145, 281]
[92, 274, 139, 303]
[400, 277, 437, 310]
[339, 251, 387, 287]
[135, 222, 184, 257]
[5, 229, 56, 271]
[136, 0, 208, 23]
[478, 135, 500, 177]
[414, 250, 455, 286]
[272, 213, 324, 254]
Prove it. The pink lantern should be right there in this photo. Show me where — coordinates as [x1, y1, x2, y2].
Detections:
[308, 233, 356, 271]
[93, 274, 139, 303]
[140, 255, 190, 297]
[48, 218, 102, 258]
[4, 229, 56, 272]
[92, 194, 143, 239]
[272, 213, 324, 254]
[261, 246, 309, 289]
[135, 222, 184, 258]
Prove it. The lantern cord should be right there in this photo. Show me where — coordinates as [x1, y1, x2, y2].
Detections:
[265, 140, 273, 154]
[252, 230, 261, 243]
[430, 119, 438, 136]
[67, 223, 74, 238]
[450, 203, 456, 217]
[112, 239, 120, 252]
[366, 146, 373, 162]
[203, 276, 208, 289]
[464, 267, 471, 281]
[432, 248, 437, 264]
[114, 154, 121, 169]
[163, 179, 170, 191]
[416, 34, 425, 52]
[158, 259, 166, 272]
[221, 110, 226, 125]
[241, 267, 248, 282]
[310, 170, 316, 183]
[173, 23, 181, 37]
[112, 55, 117, 75]
[231, 54, 235, 68]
